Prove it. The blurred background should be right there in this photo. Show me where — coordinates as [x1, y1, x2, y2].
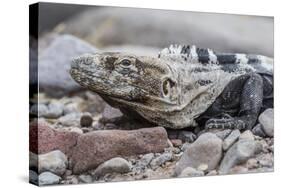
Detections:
[38, 2, 273, 57]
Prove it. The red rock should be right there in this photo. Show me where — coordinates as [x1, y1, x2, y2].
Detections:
[29, 122, 80, 155]
[170, 139, 183, 147]
[70, 127, 169, 174]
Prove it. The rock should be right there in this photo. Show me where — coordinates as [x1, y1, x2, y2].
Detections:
[101, 104, 123, 123]
[38, 172, 61, 186]
[222, 130, 240, 151]
[139, 153, 154, 168]
[80, 112, 93, 127]
[258, 108, 274, 137]
[178, 131, 197, 143]
[58, 113, 81, 127]
[59, 8, 273, 56]
[29, 152, 38, 170]
[178, 167, 204, 177]
[174, 133, 222, 176]
[219, 139, 262, 174]
[246, 158, 259, 169]
[29, 170, 38, 185]
[150, 152, 173, 170]
[239, 130, 255, 141]
[71, 127, 169, 174]
[206, 170, 218, 176]
[39, 35, 97, 97]
[134, 153, 154, 173]
[30, 102, 63, 118]
[44, 102, 64, 118]
[229, 166, 248, 174]
[78, 174, 93, 183]
[30, 103, 48, 117]
[257, 153, 274, 168]
[38, 150, 68, 176]
[92, 157, 132, 179]
[62, 175, 79, 184]
[61, 127, 83, 134]
[197, 164, 208, 172]
[63, 102, 80, 115]
[29, 122, 79, 155]
[170, 139, 182, 147]
[215, 129, 232, 140]
[252, 124, 267, 137]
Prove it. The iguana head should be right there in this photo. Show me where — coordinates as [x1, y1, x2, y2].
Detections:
[70, 53, 180, 110]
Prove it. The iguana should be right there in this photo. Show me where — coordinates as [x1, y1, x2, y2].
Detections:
[70, 45, 273, 130]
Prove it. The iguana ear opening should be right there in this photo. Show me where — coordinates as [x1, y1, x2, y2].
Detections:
[162, 78, 177, 100]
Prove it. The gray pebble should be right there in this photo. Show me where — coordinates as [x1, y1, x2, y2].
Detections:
[92, 157, 132, 179]
[259, 108, 274, 137]
[38, 150, 68, 176]
[223, 129, 240, 151]
[150, 152, 173, 170]
[39, 172, 61, 186]
[78, 174, 92, 183]
[178, 167, 204, 177]
[219, 139, 262, 174]
[175, 133, 222, 176]
[29, 170, 38, 185]
[80, 112, 93, 127]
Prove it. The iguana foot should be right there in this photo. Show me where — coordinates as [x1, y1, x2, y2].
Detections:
[205, 116, 246, 130]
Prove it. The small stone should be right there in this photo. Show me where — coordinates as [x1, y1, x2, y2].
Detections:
[101, 104, 123, 123]
[39, 172, 61, 186]
[246, 158, 259, 169]
[215, 129, 232, 140]
[29, 170, 38, 185]
[259, 108, 274, 137]
[170, 139, 182, 147]
[30, 102, 64, 118]
[38, 150, 68, 176]
[178, 167, 204, 177]
[80, 112, 93, 127]
[252, 124, 267, 137]
[222, 129, 240, 151]
[92, 157, 132, 179]
[239, 130, 255, 141]
[63, 102, 80, 115]
[150, 152, 173, 170]
[219, 139, 262, 174]
[104, 123, 118, 130]
[206, 170, 218, 176]
[229, 166, 248, 174]
[61, 127, 83, 134]
[178, 131, 197, 143]
[197, 164, 208, 172]
[140, 153, 154, 167]
[174, 133, 222, 176]
[258, 153, 273, 168]
[45, 102, 64, 118]
[58, 113, 81, 127]
[78, 174, 92, 183]
[30, 103, 48, 117]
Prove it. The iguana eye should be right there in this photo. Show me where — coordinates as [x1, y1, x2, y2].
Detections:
[120, 59, 132, 67]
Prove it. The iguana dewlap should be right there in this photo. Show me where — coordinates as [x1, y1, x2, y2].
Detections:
[70, 45, 273, 129]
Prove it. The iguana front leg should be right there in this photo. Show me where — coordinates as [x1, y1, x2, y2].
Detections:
[205, 73, 264, 130]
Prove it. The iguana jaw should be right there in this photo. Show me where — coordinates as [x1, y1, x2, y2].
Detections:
[70, 53, 180, 107]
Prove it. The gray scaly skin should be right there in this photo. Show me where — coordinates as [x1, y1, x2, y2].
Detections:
[70, 45, 273, 130]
